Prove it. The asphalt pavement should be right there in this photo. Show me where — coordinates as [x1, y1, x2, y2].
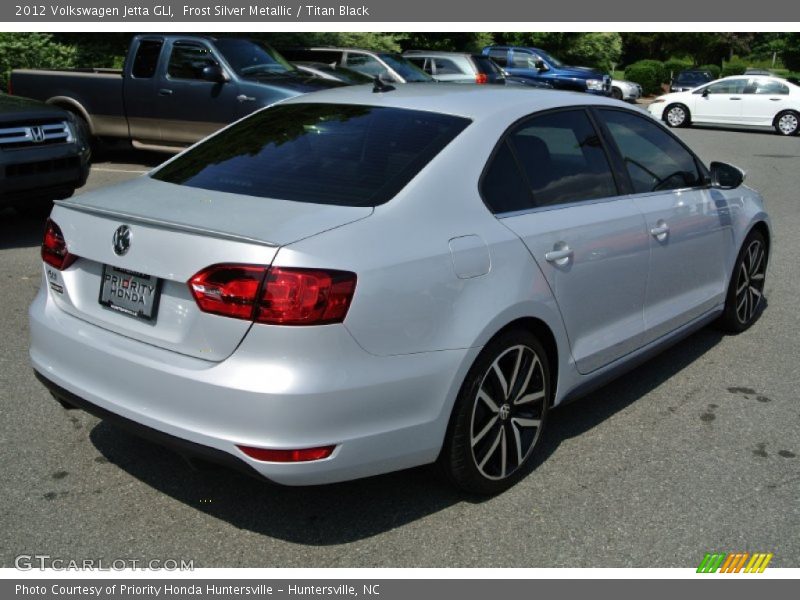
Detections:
[1, 127, 798, 568]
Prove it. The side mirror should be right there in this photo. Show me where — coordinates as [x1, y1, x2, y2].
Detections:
[201, 64, 226, 83]
[701, 87, 709, 97]
[710, 161, 745, 189]
[534, 59, 547, 71]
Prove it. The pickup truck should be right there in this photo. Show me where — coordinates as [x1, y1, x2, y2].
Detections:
[10, 35, 343, 152]
[482, 46, 611, 95]
[0, 93, 90, 214]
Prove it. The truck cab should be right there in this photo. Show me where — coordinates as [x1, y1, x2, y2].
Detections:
[482, 46, 611, 96]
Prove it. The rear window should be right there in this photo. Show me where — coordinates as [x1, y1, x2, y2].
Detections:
[152, 103, 470, 207]
[473, 56, 503, 76]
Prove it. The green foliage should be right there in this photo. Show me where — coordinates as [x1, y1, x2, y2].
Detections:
[721, 56, 747, 77]
[782, 33, 800, 72]
[0, 33, 77, 91]
[624, 59, 667, 95]
[258, 32, 405, 53]
[697, 64, 722, 78]
[663, 58, 693, 79]
[399, 33, 494, 53]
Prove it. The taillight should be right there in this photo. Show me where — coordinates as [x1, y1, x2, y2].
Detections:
[41, 218, 77, 270]
[188, 264, 356, 326]
[237, 445, 335, 462]
[476, 73, 488, 84]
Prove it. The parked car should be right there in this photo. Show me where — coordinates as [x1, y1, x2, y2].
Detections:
[744, 68, 773, 76]
[0, 93, 90, 214]
[279, 47, 432, 83]
[670, 69, 713, 92]
[292, 62, 373, 85]
[32, 85, 770, 495]
[649, 74, 800, 135]
[482, 46, 611, 95]
[10, 35, 343, 152]
[611, 79, 642, 102]
[403, 51, 507, 84]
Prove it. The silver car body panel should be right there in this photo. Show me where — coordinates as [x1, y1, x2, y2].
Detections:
[30, 85, 771, 484]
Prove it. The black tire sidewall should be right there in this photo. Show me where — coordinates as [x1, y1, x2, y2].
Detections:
[718, 230, 767, 333]
[665, 103, 689, 127]
[774, 111, 799, 136]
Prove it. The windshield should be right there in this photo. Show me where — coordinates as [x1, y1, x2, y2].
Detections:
[152, 103, 470, 207]
[215, 38, 296, 76]
[678, 71, 711, 83]
[536, 49, 565, 68]
[377, 54, 433, 82]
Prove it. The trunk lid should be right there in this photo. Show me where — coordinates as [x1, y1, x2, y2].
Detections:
[48, 177, 372, 361]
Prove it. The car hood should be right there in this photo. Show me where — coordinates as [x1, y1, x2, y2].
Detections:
[556, 66, 607, 79]
[242, 73, 347, 92]
[0, 93, 70, 121]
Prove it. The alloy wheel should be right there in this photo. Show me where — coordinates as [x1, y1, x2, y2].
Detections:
[734, 238, 766, 324]
[470, 344, 546, 481]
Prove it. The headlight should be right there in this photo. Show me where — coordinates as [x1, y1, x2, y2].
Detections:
[586, 79, 604, 91]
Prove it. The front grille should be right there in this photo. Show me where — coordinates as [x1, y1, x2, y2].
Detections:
[0, 121, 73, 149]
[5, 156, 80, 178]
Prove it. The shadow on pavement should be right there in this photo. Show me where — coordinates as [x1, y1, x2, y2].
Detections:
[0, 208, 47, 250]
[88, 323, 728, 546]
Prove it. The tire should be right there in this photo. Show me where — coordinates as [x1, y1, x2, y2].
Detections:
[611, 87, 623, 101]
[664, 103, 690, 127]
[716, 230, 768, 333]
[439, 329, 550, 495]
[16, 197, 55, 220]
[773, 110, 799, 136]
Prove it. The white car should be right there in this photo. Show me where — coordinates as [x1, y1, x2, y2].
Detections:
[648, 75, 800, 135]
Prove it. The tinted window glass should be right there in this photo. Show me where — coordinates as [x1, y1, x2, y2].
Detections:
[508, 110, 617, 207]
[473, 56, 503, 75]
[346, 53, 388, 77]
[754, 79, 789, 94]
[511, 52, 536, 69]
[705, 78, 747, 94]
[377, 54, 432, 82]
[433, 58, 465, 75]
[152, 104, 470, 207]
[167, 42, 218, 80]
[281, 49, 344, 64]
[488, 49, 508, 67]
[131, 40, 163, 79]
[481, 141, 534, 214]
[215, 38, 294, 76]
[600, 109, 703, 193]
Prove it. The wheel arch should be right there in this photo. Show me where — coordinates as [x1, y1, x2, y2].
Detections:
[46, 96, 94, 134]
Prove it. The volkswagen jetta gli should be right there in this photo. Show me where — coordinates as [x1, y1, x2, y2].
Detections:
[30, 85, 771, 494]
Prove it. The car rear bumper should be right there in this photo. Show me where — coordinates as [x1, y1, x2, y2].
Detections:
[29, 285, 478, 485]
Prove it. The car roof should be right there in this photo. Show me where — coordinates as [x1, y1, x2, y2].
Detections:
[280, 83, 626, 121]
[301, 47, 398, 55]
[404, 51, 475, 58]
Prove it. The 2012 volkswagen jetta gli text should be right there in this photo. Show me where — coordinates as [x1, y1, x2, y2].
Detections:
[30, 85, 771, 494]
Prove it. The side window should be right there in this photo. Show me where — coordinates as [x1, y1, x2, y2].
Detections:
[433, 58, 464, 76]
[755, 79, 790, 95]
[131, 40, 163, 79]
[599, 109, 704, 194]
[167, 42, 219, 80]
[346, 53, 388, 77]
[510, 52, 535, 69]
[488, 49, 508, 67]
[705, 78, 747, 94]
[481, 141, 534, 214]
[508, 110, 617, 207]
[405, 56, 430, 73]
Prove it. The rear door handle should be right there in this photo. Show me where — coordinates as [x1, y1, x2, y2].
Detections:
[237, 94, 256, 102]
[770, 98, 782, 101]
[158, 88, 173, 96]
[545, 246, 573, 265]
[650, 222, 670, 241]
[729, 97, 741, 100]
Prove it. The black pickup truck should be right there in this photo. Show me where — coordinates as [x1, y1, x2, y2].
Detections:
[0, 93, 90, 213]
[10, 35, 342, 152]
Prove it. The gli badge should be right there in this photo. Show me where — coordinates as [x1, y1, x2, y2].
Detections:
[112, 225, 131, 256]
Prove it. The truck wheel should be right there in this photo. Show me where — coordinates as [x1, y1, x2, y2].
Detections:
[16, 197, 55, 220]
[611, 87, 623, 100]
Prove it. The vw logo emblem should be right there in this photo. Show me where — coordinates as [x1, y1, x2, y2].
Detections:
[112, 225, 131, 256]
[29, 126, 45, 143]
[499, 404, 511, 421]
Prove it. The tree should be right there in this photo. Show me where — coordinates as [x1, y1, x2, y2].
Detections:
[494, 32, 622, 71]
[782, 33, 800, 71]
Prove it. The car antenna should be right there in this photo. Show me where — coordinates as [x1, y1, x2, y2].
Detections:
[373, 75, 395, 93]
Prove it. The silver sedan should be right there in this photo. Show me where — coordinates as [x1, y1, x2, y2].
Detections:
[30, 84, 771, 494]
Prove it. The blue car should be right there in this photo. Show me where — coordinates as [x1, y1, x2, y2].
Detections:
[483, 46, 611, 95]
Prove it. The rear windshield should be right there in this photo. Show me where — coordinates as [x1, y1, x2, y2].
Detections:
[377, 54, 432, 82]
[472, 55, 503, 75]
[152, 103, 470, 207]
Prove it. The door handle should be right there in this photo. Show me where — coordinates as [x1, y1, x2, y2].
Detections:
[769, 98, 782, 101]
[729, 97, 741, 100]
[545, 246, 573, 265]
[650, 222, 670, 242]
[158, 88, 173, 96]
[237, 94, 256, 102]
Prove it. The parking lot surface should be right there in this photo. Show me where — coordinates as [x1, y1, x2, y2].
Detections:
[2, 128, 798, 567]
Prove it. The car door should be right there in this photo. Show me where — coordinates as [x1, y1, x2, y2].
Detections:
[124, 37, 165, 143]
[742, 78, 791, 125]
[155, 39, 241, 145]
[596, 108, 730, 343]
[483, 108, 650, 374]
[691, 78, 748, 123]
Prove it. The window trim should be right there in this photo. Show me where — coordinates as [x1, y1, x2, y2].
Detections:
[589, 105, 711, 198]
[129, 37, 165, 80]
[478, 105, 627, 216]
